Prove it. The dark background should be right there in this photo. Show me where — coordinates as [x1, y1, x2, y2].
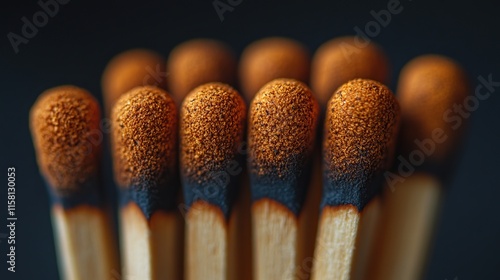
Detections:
[1, 0, 499, 279]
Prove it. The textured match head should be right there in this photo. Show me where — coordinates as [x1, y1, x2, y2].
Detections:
[397, 55, 469, 163]
[180, 83, 246, 187]
[167, 39, 237, 105]
[102, 49, 166, 116]
[239, 37, 310, 102]
[30, 86, 102, 194]
[324, 79, 400, 185]
[111, 86, 177, 190]
[248, 79, 319, 188]
[311, 36, 389, 110]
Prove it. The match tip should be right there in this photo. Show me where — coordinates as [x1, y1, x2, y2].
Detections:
[167, 39, 236, 105]
[239, 37, 310, 101]
[111, 86, 177, 189]
[102, 49, 166, 115]
[311, 36, 389, 109]
[397, 54, 469, 162]
[248, 78, 319, 182]
[324, 79, 400, 183]
[30, 85, 101, 193]
[180, 82, 246, 184]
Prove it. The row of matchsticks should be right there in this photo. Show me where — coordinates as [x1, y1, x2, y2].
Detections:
[30, 36, 469, 280]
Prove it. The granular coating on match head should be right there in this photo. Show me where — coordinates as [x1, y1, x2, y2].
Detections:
[324, 79, 400, 183]
[311, 36, 389, 109]
[167, 39, 236, 105]
[30, 86, 101, 193]
[102, 49, 166, 116]
[397, 55, 469, 163]
[239, 37, 310, 102]
[248, 78, 319, 182]
[180, 82, 246, 184]
[111, 86, 177, 189]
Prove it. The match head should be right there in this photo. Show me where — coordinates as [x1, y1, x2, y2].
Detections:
[111, 86, 177, 190]
[239, 37, 310, 102]
[324, 79, 400, 185]
[102, 49, 166, 116]
[248, 79, 319, 211]
[180, 82, 246, 189]
[397, 55, 469, 163]
[30, 86, 101, 194]
[311, 36, 389, 109]
[167, 39, 237, 105]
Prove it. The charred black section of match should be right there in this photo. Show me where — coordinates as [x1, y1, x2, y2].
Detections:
[248, 79, 319, 216]
[180, 83, 246, 220]
[322, 79, 400, 211]
[30, 85, 105, 209]
[111, 86, 178, 219]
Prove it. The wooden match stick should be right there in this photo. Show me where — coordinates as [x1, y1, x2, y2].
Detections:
[311, 79, 400, 280]
[248, 79, 319, 279]
[180, 82, 246, 280]
[311, 36, 389, 110]
[239, 37, 310, 102]
[102, 49, 166, 117]
[111, 86, 181, 279]
[369, 55, 469, 280]
[30, 86, 119, 280]
[167, 39, 237, 106]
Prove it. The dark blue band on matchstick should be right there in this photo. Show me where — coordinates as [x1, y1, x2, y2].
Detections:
[119, 181, 179, 220]
[320, 172, 383, 212]
[182, 179, 238, 221]
[47, 177, 104, 208]
[249, 164, 311, 217]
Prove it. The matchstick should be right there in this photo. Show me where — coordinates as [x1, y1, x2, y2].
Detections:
[167, 39, 237, 105]
[369, 54, 470, 280]
[248, 79, 319, 279]
[102, 49, 166, 117]
[311, 79, 400, 280]
[30, 85, 119, 280]
[180, 82, 246, 280]
[239, 37, 310, 102]
[111, 86, 181, 279]
[310, 36, 389, 110]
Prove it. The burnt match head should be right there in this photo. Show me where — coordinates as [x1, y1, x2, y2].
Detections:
[239, 37, 310, 102]
[111, 86, 177, 191]
[397, 55, 469, 163]
[311, 36, 389, 110]
[323, 79, 400, 209]
[30, 86, 102, 195]
[180, 83, 246, 217]
[248, 79, 319, 214]
[167, 39, 237, 105]
[102, 49, 166, 116]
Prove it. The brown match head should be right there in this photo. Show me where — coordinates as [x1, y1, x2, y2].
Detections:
[167, 39, 237, 105]
[30, 86, 102, 194]
[102, 49, 166, 116]
[397, 54, 469, 162]
[111, 86, 177, 189]
[311, 36, 390, 109]
[239, 37, 310, 102]
[248, 79, 319, 186]
[180, 82, 246, 185]
[324, 79, 400, 183]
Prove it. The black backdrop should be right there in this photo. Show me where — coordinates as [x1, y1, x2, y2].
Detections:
[1, 0, 499, 279]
